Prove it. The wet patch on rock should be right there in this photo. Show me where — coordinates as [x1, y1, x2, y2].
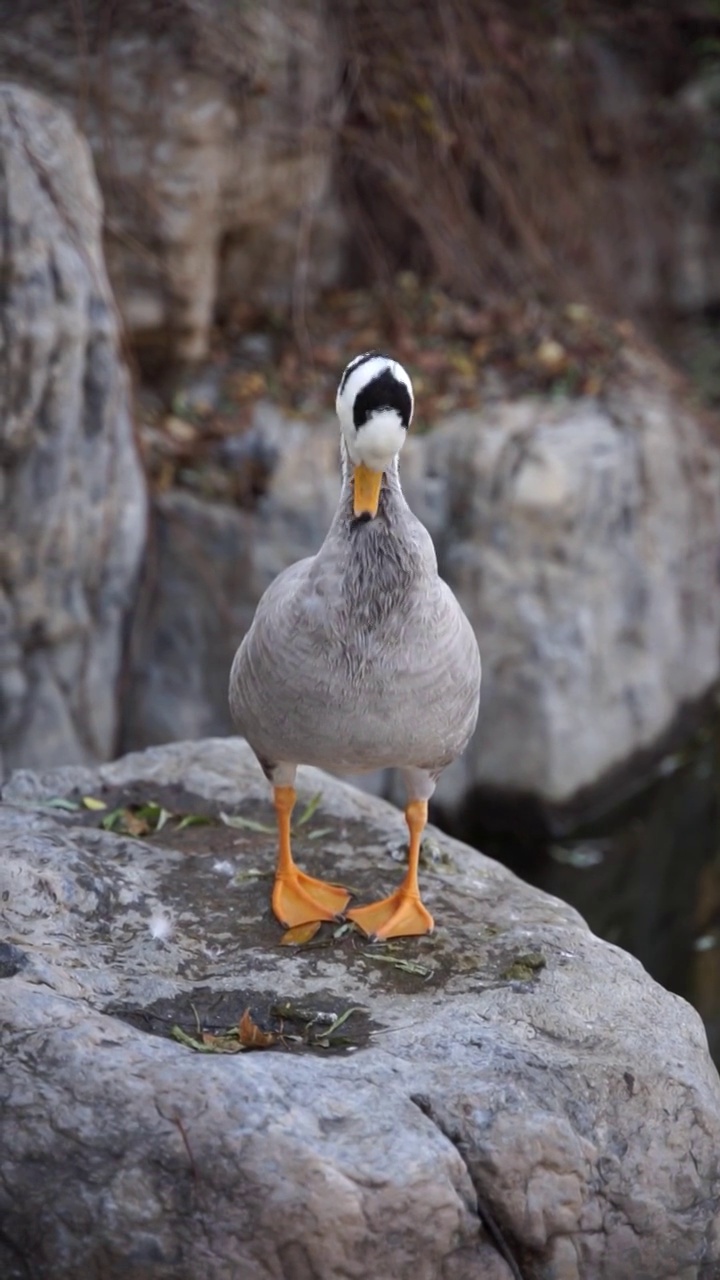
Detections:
[32, 777, 493, 996]
[110, 986, 375, 1056]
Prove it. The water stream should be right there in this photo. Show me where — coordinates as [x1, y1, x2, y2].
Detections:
[458, 707, 720, 1062]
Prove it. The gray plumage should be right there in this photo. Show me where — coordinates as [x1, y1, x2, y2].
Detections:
[229, 362, 481, 807]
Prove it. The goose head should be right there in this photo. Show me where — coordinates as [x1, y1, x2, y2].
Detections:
[336, 352, 414, 518]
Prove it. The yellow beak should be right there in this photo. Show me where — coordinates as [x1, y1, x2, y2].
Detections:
[353, 463, 384, 518]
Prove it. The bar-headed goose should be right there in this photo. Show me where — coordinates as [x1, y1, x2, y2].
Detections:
[229, 352, 481, 938]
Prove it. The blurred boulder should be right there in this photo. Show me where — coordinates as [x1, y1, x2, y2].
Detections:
[0, 84, 146, 777]
[425, 350, 720, 812]
[0, 0, 345, 370]
[121, 404, 339, 749]
[124, 492, 255, 747]
[122, 352, 720, 820]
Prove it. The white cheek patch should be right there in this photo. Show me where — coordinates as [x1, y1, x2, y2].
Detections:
[345, 410, 408, 469]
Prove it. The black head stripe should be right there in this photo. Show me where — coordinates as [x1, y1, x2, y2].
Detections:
[353, 368, 412, 430]
[339, 350, 382, 395]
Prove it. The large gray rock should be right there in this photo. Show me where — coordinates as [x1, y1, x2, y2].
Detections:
[1, 738, 720, 1280]
[0, 0, 344, 367]
[0, 85, 146, 778]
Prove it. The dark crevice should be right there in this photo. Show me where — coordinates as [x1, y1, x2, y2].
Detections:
[0, 943, 29, 979]
[0, 1224, 34, 1280]
[410, 1093, 527, 1280]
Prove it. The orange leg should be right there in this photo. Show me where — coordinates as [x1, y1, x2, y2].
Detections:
[347, 799, 434, 940]
[271, 786, 351, 928]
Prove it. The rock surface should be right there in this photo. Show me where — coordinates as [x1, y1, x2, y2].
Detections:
[0, 0, 344, 367]
[122, 404, 341, 749]
[122, 351, 720, 815]
[426, 351, 720, 810]
[2, 738, 720, 1280]
[0, 85, 146, 778]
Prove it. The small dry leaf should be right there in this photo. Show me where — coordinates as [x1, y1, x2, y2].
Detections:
[82, 796, 107, 812]
[201, 1032, 243, 1054]
[123, 811, 152, 837]
[164, 415, 199, 444]
[449, 351, 476, 377]
[280, 920, 322, 946]
[171, 1026, 221, 1053]
[228, 370, 267, 400]
[220, 811, 275, 835]
[535, 338, 567, 374]
[238, 1008, 277, 1049]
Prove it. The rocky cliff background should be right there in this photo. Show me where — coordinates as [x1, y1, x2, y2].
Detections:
[2, 0, 720, 1036]
[3, 1, 720, 371]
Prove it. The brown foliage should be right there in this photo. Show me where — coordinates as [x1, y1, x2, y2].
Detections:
[334, 0, 701, 319]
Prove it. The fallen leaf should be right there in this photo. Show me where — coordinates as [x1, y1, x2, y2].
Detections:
[220, 811, 275, 835]
[296, 792, 322, 827]
[156, 807, 172, 832]
[136, 801, 161, 819]
[201, 1032, 243, 1054]
[82, 796, 107, 811]
[176, 813, 212, 831]
[565, 303, 591, 325]
[323, 1006, 366, 1038]
[187, 1002, 203, 1038]
[100, 808, 125, 831]
[98, 806, 163, 837]
[171, 1025, 223, 1053]
[535, 338, 567, 374]
[332, 922, 354, 940]
[123, 811, 153, 837]
[272, 1000, 322, 1023]
[44, 797, 81, 812]
[227, 370, 267, 400]
[164, 415, 200, 444]
[280, 920, 322, 946]
[364, 954, 434, 978]
[238, 1008, 277, 1049]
